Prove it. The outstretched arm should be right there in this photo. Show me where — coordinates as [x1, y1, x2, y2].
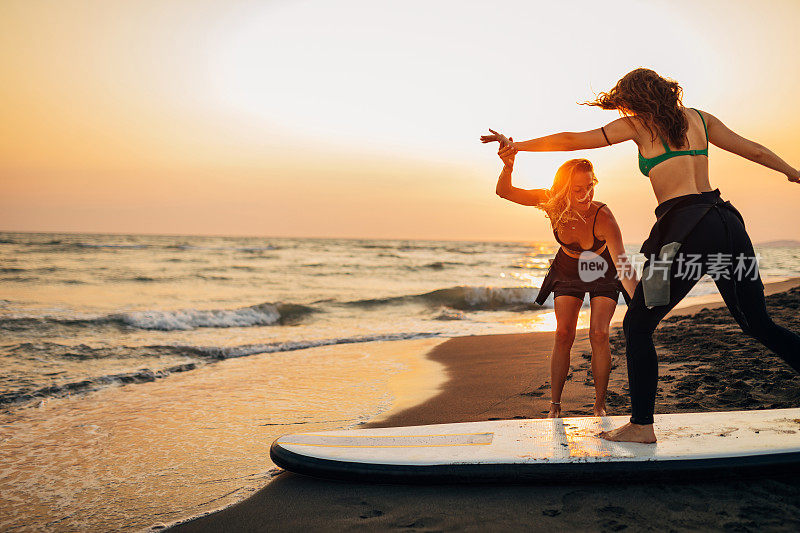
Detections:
[595, 206, 638, 299]
[509, 117, 637, 152]
[495, 140, 549, 206]
[703, 111, 800, 183]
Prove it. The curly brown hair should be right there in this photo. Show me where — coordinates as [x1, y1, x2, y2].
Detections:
[583, 68, 688, 148]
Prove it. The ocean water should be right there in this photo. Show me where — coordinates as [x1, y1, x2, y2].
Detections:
[1, 231, 799, 530]
[2, 231, 799, 407]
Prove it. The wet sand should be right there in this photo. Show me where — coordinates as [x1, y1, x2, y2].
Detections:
[167, 279, 800, 532]
[0, 338, 447, 532]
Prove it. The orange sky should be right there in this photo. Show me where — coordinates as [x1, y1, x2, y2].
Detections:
[2, 0, 799, 243]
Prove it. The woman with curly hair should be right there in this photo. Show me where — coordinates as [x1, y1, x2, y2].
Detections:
[483, 67, 800, 443]
[494, 142, 636, 418]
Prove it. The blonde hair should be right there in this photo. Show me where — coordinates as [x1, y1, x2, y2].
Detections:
[536, 158, 597, 230]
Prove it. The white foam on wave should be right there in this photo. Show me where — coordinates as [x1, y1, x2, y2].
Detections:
[345, 285, 546, 311]
[118, 304, 282, 331]
[75, 243, 149, 249]
[187, 331, 441, 359]
[417, 285, 543, 310]
[169, 244, 278, 252]
[460, 286, 540, 306]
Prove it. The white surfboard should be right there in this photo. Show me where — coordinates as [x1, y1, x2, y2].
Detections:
[270, 408, 800, 482]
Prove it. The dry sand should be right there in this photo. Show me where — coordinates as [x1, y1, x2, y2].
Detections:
[167, 279, 800, 532]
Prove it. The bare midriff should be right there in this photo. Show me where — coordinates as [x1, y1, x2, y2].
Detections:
[647, 156, 714, 204]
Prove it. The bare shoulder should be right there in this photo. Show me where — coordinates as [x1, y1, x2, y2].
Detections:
[612, 115, 652, 146]
[594, 202, 618, 225]
[593, 201, 612, 215]
[623, 115, 647, 134]
[593, 202, 621, 239]
[603, 116, 639, 143]
[688, 108, 724, 129]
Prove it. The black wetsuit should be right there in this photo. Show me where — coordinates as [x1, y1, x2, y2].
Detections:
[624, 188, 800, 425]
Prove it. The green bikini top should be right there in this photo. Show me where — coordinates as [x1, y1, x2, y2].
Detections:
[638, 108, 709, 176]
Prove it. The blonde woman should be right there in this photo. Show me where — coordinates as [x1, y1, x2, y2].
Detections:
[494, 140, 637, 417]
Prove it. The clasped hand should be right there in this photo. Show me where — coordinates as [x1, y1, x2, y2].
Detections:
[481, 129, 518, 167]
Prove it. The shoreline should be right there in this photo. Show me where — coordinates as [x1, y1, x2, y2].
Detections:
[0, 337, 447, 533]
[168, 277, 800, 532]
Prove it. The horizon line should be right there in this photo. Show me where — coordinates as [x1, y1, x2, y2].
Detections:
[1, 228, 799, 247]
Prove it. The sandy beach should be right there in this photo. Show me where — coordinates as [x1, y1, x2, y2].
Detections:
[6, 2, 800, 530]
[167, 278, 800, 532]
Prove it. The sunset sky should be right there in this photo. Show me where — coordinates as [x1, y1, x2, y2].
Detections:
[2, 0, 799, 243]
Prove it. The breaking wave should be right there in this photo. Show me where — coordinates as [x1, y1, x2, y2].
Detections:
[344, 285, 544, 311]
[0, 302, 317, 332]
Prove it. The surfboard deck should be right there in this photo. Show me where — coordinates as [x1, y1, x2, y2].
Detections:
[270, 408, 800, 482]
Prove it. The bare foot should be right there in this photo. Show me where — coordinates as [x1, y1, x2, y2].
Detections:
[547, 403, 561, 418]
[593, 404, 607, 417]
[598, 422, 656, 443]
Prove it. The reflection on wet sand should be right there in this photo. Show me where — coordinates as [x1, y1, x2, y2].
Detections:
[0, 338, 445, 531]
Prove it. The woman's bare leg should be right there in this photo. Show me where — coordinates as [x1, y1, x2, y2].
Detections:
[589, 296, 617, 416]
[549, 295, 583, 418]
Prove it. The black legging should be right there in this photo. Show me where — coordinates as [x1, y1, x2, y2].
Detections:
[623, 196, 800, 425]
